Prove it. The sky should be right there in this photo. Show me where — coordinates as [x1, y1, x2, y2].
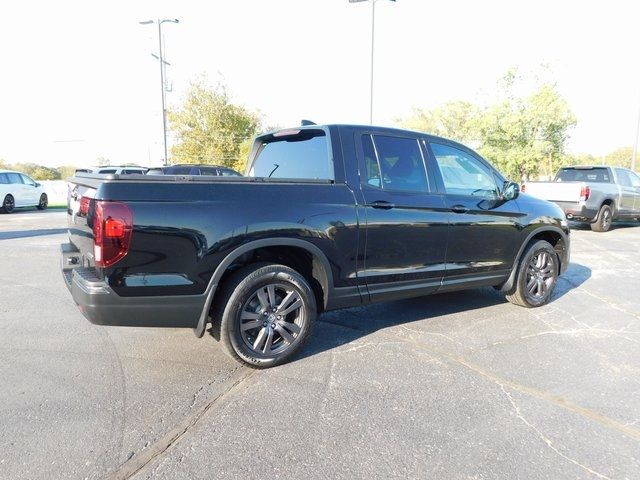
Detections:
[1, 0, 639, 168]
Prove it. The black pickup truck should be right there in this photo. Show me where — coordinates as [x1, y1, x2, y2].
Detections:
[62, 124, 570, 367]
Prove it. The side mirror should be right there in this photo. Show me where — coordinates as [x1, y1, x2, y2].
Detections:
[35, 182, 41, 187]
[502, 181, 520, 201]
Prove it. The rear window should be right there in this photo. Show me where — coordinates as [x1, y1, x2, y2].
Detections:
[249, 129, 332, 180]
[555, 168, 611, 183]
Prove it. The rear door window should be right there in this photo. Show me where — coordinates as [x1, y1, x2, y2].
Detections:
[250, 129, 332, 180]
[364, 135, 429, 193]
[6, 173, 23, 184]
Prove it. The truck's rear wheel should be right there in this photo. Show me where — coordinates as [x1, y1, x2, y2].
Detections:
[505, 240, 559, 308]
[214, 263, 316, 368]
[591, 204, 612, 232]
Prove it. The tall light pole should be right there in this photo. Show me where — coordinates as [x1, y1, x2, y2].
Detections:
[632, 100, 640, 172]
[349, 0, 396, 125]
[140, 18, 179, 165]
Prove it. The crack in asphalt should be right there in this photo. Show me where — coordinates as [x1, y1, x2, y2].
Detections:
[318, 317, 640, 444]
[105, 367, 255, 480]
[498, 384, 611, 479]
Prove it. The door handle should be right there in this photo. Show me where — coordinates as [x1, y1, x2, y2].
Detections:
[369, 200, 395, 210]
[451, 204, 469, 214]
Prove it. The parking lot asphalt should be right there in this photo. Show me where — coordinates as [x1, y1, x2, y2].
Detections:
[1, 209, 639, 480]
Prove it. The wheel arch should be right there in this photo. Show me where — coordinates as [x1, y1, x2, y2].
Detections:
[498, 226, 568, 293]
[194, 238, 334, 337]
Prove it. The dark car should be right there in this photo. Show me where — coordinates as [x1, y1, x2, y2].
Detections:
[147, 164, 242, 176]
[62, 124, 570, 368]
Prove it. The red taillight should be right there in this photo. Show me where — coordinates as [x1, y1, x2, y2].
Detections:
[92, 201, 133, 268]
[79, 196, 91, 216]
[580, 185, 590, 202]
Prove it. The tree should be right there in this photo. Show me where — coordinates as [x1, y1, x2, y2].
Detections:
[96, 156, 110, 167]
[398, 70, 577, 180]
[603, 147, 634, 170]
[168, 79, 260, 168]
[399, 101, 481, 145]
[478, 81, 576, 180]
[11, 162, 60, 180]
[57, 165, 77, 180]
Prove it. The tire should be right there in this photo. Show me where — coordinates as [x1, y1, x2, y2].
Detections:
[37, 193, 48, 210]
[506, 240, 559, 308]
[590, 204, 612, 232]
[1, 195, 15, 214]
[213, 263, 317, 368]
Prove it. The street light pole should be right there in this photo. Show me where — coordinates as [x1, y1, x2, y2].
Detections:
[632, 100, 640, 172]
[157, 20, 169, 166]
[369, 0, 376, 125]
[349, 0, 395, 125]
[140, 18, 179, 166]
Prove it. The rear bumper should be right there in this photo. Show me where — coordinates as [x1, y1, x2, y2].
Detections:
[61, 243, 203, 328]
[554, 201, 598, 222]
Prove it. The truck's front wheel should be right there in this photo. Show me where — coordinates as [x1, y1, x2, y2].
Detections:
[505, 240, 559, 308]
[214, 263, 316, 368]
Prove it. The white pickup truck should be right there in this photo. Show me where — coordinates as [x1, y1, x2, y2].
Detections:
[522, 166, 640, 232]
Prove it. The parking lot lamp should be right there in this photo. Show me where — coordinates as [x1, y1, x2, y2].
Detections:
[139, 18, 179, 165]
[349, 0, 396, 125]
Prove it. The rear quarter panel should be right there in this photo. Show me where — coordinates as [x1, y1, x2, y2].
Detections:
[94, 181, 360, 297]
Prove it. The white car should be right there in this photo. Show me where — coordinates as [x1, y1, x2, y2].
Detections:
[0, 170, 48, 213]
[74, 166, 148, 175]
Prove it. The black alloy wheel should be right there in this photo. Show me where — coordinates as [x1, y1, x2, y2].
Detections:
[1, 195, 15, 214]
[214, 263, 316, 368]
[37, 193, 48, 210]
[506, 240, 559, 308]
[239, 283, 306, 356]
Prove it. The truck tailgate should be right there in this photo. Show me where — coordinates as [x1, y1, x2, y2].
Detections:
[523, 181, 584, 202]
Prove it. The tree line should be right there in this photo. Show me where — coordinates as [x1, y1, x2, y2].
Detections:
[2, 71, 637, 180]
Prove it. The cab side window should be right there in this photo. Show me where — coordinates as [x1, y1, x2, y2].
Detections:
[430, 143, 498, 198]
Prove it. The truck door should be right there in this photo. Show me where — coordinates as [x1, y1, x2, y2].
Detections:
[614, 168, 637, 215]
[629, 171, 640, 213]
[357, 132, 448, 303]
[426, 141, 523, 287]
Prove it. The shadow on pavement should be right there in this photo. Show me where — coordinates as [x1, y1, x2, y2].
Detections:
[0, 228, 68, 240]
[297, 262, 591, 362]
